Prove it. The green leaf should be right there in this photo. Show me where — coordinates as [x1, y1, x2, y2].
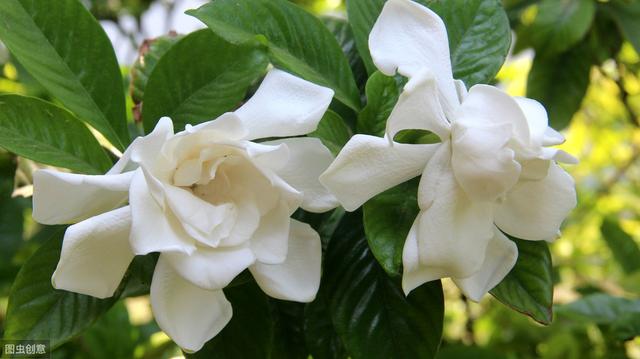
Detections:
[322, 16, 368, 90]
[528, 0, 595, 57]
[428, 0, 511, 86]
[310, 110, 352, 156]
[0, 0, 129, 149]
[142, 30, 268, 133]
[490, 237, 554, 325]
[80, 302, 139, 359]
[437, 345, 510, 359]
[345, 0, 384, 74]
[0, 95, 112, 174]
[4, 230, 117, 349]
[325, 211, 444, 359]
[357, 71, 400, 137]
[347, 0, 511, 86]
[270, 300, 308, 359]
[600, 217, 640, 274]
[556, 293, 640, 324]
[304, 286, 348, 359]
[601, 1, 640, 55]
[118, 253, 159, 298]
[187, 0, 361, 111]
[130, 34, 183, 105]
[363, 178, 419, 277]
[187, 281, 273, 358]
[0, 152, 23, 275]
[611, 312, 640, 341]
[527, 42, 592, 130]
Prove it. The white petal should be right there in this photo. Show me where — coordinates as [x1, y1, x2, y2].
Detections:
[52, 206, 134, 299]
[245, 141, 290, 173]
[251, 201, 291, 264]
[495, 162, 577, 241]
[369, 0, 459, 112]
[320, 134, 438, 211]
[129, 170, 196, 255]
[386, 70, 450, 141]
[452, 227, 518, 302]
[151, 256, 232, 352]
[185, 112, 248, 140]
[163, 246, 255, 290]
[416, 144, 495, 278]
[457, 85, 530, 149]
[262, 137, 338, 213]
[451, 121, 521, 202]
[32, 169, 133, 225]
[401, 215, 431, 294]
[250, 219, 321, 302]
[234, 69, 334, 140]
[514, 97, 549, 148]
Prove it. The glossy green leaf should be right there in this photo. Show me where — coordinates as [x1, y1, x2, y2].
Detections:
[601, 217, 640, 274]
[527, 42, 592, 130]
[187, 281, 273, 358]
[428, 0, 511, 86]
[4, 230, 117, 349]
[130, 34, 182, 105]
[187, 0, 360, 110]
[80, 302, 138, 359]
[270, 300, 308, 359]
[304, 286, 348, 359]
[556, 293, 640, 324]
[347, 0, 510, 86]
[601, 1, 640, 54]
[490, 237, 554, 325]
[143, 30, 268, 132]
[322, 16, 368, 90]
[357, 71, 401, 137]
[118, 253, 159, 298]
[0, 152, 23, 276]
[363, 178, 419, 277]
[0, 0, 129, 149]
[528, 0, 595, 57]
[0, 95, 112, 174]
[310, 110, 352, 156]
[325, 211, 444, 359]
[611, 312, 640, 341]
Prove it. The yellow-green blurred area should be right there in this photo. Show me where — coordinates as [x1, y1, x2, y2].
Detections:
[0, 0, 639, 358]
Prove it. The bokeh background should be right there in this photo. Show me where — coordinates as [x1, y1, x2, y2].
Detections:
[0, 0, 639, 358]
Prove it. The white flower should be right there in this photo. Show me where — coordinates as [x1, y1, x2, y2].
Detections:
[32, 69, 337, 352]
[320, 0, 577, 301]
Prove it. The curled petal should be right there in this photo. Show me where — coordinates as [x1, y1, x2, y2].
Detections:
[495, 162, 577, 241]
[386, 70, 451, 141]
[151, 256, 232, 353]
[452, 227, 518, 302]
[369, 0, 459, 112]
[263, 137, 338, 213]
[320, 134, 438, 211]
[250, 219, 321, 302]
[32, 169, 133, 225]
[235, 69, 334, 140]
[251, 201, 291, 264]
[162, 246, 255, 290]
[52, 206, 134, 299]
[416, 144, 495, 280]
[116, 117, 175, 176]
[129, 170, 196, 255]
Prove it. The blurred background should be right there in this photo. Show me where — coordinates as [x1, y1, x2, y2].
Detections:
[0, 0, 639, 358]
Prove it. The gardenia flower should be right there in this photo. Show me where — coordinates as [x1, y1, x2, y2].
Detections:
[32, 69, 337, 352]
[320, 0, 577, 301]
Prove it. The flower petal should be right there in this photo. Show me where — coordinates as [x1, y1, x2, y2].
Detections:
[234, 69, 334, 140]
[386, 70, 450, 141]
[129, 170, 196, 255]
[452, 227, 518, 302]
[162, 245, 255, 290]
[185, 112, 248, 140]
[32, 169, 133, 225]
[262, 137, 338, 213]
[250, 219, 321, 302]
[52, 206, 134, 299]
[369, 0, 459, 112]
[416, 144, 495, 279]
[320, 134, 438, 211]
[495, 162, 577, 241]
[451, 121, 521, 202]
[151, 256, 232, 353]
[251, 201, 291, 264]
[111, 117, 174, 176]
